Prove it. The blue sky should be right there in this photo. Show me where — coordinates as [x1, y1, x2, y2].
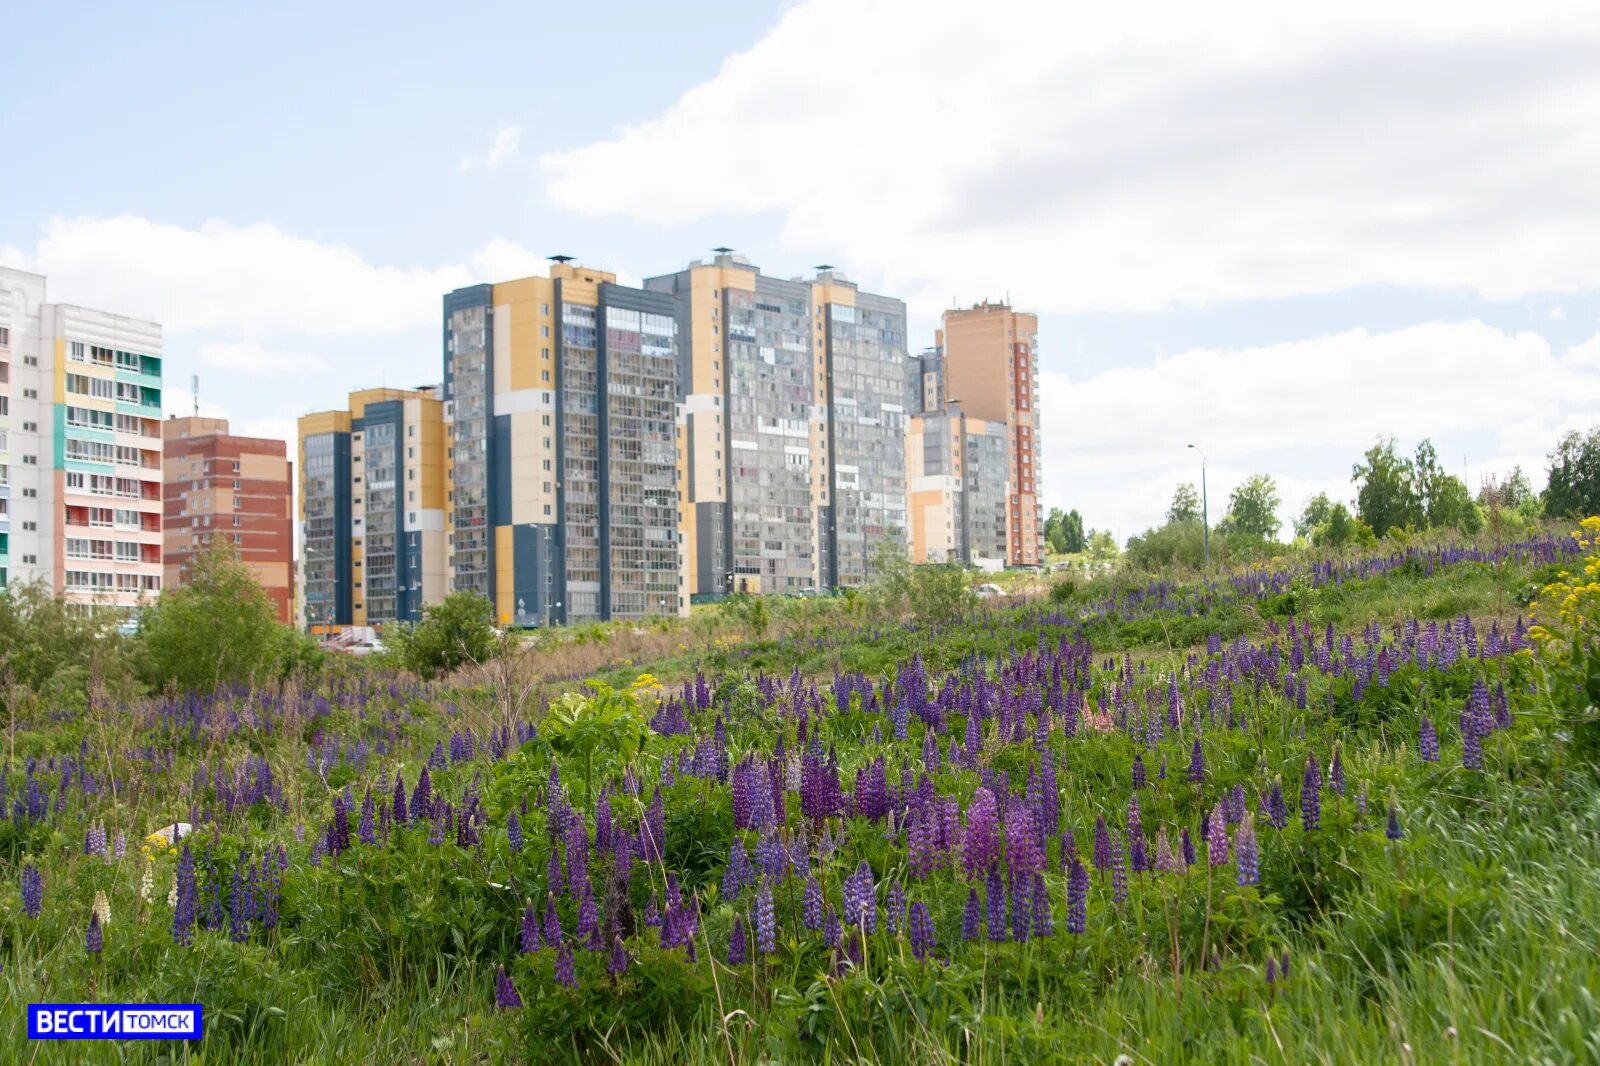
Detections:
[5, 0, 1599, 540]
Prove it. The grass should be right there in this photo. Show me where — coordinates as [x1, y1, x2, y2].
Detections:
[0, 530, 1594, 1064]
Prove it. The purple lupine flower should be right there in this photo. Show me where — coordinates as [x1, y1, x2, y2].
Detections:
[802, 876, 823, 931]
[985, 866, 1006, 942]
[508, 811, 523, 854]
[1462, 717, 1483, 771]
[1419, 716, 1440, 763]
[521, 900, 541, 953]
[1235, 813, 1259, 887]
[543, 892, 562, 946]
[842, 861, 877, 933]
[494, 964, 523, 1008]
[1301, 757, 1321, 831]
[1264, 777, 1287, 830]
[1188, 738, 1205, 784]
[86, 912, 102, 955]
[358, 789, 376, 845]
[1067, 856, 1089, 933]
[963, 788, 1000, 879]
[1031, 872, 1053, 937]
[392, 774, 407, 825]
[961, 888, 982, 942]
[1386, 805, 1403, 841]
[729, 913, 748, 965]
[1092, 815, 1112, 873]
[886, 881, 906, 937]
[20, 863, 42, 919]
[1111, 834, 1127, 905]
[1207, 802, 1229, 868]
[554, 938, 577, 988]
[909, 900, 936, 959]
[755, 879, 777, 954]
[172, 846, 196, 945]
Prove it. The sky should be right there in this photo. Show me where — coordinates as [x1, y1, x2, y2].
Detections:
[4, 0, 1599, 543]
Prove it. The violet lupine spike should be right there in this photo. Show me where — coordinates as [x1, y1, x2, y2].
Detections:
[961, 888, 982, 942]
[729, 913, 748, 965]
[21, 863, 43, 919]
[985, 866, 1007, 942]
[1235, 813, 1259, 887]
[1301, 757, 1322, 831]
[802, 876, 823, 931]
[1067, 856, 1089, 934]
[1419, 716, 1440, 763]
[494, 964, 523, 1009]
[755, 880, 777, 954]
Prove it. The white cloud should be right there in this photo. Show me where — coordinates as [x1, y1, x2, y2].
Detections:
[541, 0, 1600, 315]
[198, 340, 327, 379]
[1042, 322, 1600, 536]
[30, 215, 539, 335]
[0, 245, 33, 271]
[460, 125, 524, 173]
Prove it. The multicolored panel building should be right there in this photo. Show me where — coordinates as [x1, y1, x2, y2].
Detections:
[443, 262, 683, 627]
[1, 266, 163, 609]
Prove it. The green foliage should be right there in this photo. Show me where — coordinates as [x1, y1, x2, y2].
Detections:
[1544, 425, 1600, 518]
[0, 580, 138, 715]
[137, 538, 315, 693]
[1044, 507, 1086, 554]
[1218, 473, 1281, 543]
[1167, 481, 1202, 525]
[386, 590, 496, 679]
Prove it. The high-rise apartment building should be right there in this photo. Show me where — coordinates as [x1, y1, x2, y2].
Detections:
[296, 387, 447, 631]
[905, 409, 1009, 566]
[0, 266, 164, 607]
[938, 301, 1043, 566]
[646, 252, 909, 597]
[163, 415, 293, 623]
[442, 263, 683, 627]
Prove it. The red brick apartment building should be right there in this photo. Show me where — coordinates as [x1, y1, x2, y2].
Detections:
[162, 416, 293, 623]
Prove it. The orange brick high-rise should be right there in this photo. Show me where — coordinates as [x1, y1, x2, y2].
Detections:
[163, 415, 294, 623]
[938, 301, 1043, 566]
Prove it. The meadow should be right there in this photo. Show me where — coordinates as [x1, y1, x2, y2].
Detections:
[2, 528, 1598, 1064]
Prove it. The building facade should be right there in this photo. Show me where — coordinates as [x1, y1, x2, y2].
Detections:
[646, 252, 909, 598]
[442, 263, 683, 627]
[0, 266, 164, 608]
[938, 301, 1043, 566]
[163, 415, 294, 623]
[905, 410, 1009, 567]
[296, 387, 446, 631]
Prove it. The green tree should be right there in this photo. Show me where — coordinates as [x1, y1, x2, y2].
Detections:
[137, 538, 314, 693]
[1219, 474, 1281, 542]
[386, 590, 497, 680]
[1545, 427, 1600, 517]
[0, 580, 138, 715]
[1167, 483, 1202, 525]
[1295, 493, 1337, 538]
[1086, 529, 1120, 561]
[1060, 509, 1086, 553]
[1352, 437, 1422, 537]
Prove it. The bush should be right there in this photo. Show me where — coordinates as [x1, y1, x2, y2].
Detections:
[386, 590, 497, 679]
[137, 538, 314, 693]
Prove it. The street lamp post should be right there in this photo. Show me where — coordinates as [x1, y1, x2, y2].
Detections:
[1187, 443, 1209, 569]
